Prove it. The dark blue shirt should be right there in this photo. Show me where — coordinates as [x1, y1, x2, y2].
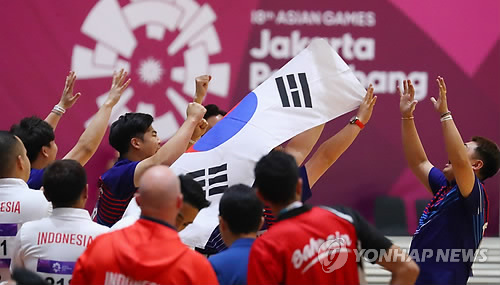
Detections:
[95, 158, 140, 227]
[209, 238, 255, 285]
[28, 168, 45, 189]
[411, 167, 488, 285]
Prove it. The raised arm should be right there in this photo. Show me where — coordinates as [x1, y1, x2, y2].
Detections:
[431, 76, 475, 197]
[44, 71, 81, 130]
[63, 70, 130, 165]
[400, 80, 434, 193]
[134, 102, 206, 186]
[285, 124, 325, 166]
[187, 75, 212, 149]
[304, 85, 376, 188]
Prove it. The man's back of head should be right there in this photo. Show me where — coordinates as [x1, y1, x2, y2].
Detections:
[219, 184, 263, 243]
[136, 165, 182, 224]
[43, 159, 87, 208]
[254, 151, 299, 207]
[109, 113, 153, 157]
[10, 116, 55, 164]
[0, 131, 30, 181]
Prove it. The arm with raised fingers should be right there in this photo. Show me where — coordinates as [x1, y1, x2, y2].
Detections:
[45, 71, 82, 130]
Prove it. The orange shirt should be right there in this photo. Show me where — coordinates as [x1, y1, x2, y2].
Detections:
[72, 217, 218, 285]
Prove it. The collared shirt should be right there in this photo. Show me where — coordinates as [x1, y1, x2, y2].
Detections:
[209, 238, 255, 285]
[95, 158, 140, 227]
[10, 208, 108, 284]
[0, 178, 51, 282]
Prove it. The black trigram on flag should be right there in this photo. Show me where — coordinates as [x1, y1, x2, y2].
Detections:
[186, 163, 228, 197]
[275, 73, 312, 108]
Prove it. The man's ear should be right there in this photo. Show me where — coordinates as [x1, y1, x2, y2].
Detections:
[130, 137, 141, 150]
[472, 159, 484, 173]
[135, 194, 141, 207]
[16, 155, 25, 171]
[295, 178, 303, 200]
[83, 184, 89, 200]
[258, 216, 264, 230]
[255, 188, 269, 205]
[41, 146, 50, 158]
[218, 216, 226, 232]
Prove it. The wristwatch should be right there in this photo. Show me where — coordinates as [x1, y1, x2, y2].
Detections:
[349, 116, 365, 129]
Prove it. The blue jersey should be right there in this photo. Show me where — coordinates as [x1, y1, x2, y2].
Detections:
[411, 167, 489, 285]
[27, 168, 45, 190]
[95, 158, 140, 227]
[208, 238, 254, 285]
[199, 165, 312, 255]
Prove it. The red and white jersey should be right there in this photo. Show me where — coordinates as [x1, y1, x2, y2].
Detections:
[10, 208, 108, 285]
[0, 178, 51, 282]
[248, 205, 392, 285]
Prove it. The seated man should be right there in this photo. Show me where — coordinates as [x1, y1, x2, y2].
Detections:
[209, 184, 263, 285]
[111, 174, 210, 231]
[71, 166, 218, 284]
[10, 70, 130, 189]
[399, 78, 500, 284]
[0, 131, 51, 282]
[10, 160, 108, 284]
[95, 77, 209, 227]
[248, 151, 419, 285]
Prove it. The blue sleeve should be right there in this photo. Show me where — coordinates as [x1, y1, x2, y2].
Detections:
[300, 166, 312, 202]
[102, 161, 140, 198]
[428, 167, 449, 195]
[460, 176, 484, 214]
[118, 161, 140, 197]
[27, 168, 45, 190]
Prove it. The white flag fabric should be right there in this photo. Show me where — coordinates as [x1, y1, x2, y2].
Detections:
[172, 38, 366, 249]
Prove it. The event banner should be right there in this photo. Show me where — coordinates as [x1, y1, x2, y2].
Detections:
[1, 0, 499, 235]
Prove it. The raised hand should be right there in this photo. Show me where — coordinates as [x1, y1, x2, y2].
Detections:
[357, 84, 377, 124]
[186, 102, 206, 122]
[194, 75, 212, 104]
[59, 71, 81, 109]
[430, 76, 449, 115]
[399, 80, 417, 118]
[105, 69, 131, 106]
[191, 119, 209, 142]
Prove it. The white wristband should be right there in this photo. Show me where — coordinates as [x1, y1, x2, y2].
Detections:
[53, 105, 66, 115]
[440, 115, 452, 122]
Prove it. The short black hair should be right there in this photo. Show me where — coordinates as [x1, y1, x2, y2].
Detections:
[43, 160, 87, 208]
[204, 104, 226, 120]
[219, 184, 263, 235]
[109, 113, 154, 156]
[10, 116, 55, 163]
[0, 131, 24, 178]
[254, 151, 299, 206]
[472, 136, 500, 181]
[179, 174, 210, 210]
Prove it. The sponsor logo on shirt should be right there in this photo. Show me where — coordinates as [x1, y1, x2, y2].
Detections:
[291, 231, 352, 273]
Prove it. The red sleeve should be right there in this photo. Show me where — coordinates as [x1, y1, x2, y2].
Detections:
[70, 254, 88, 285]
[247, 237, 282, 285]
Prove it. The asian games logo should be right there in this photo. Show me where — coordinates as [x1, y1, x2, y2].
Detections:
[71, 0, 230, 141]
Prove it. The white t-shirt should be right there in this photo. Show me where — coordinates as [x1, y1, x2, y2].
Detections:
[0, 178, 51, 282]
[10, 208, 108, 285]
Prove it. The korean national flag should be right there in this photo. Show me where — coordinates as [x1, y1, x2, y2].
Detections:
[172, 38, 366, 249]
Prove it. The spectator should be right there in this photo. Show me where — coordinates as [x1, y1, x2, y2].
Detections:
[71, 165, 218, 284]
[399, 78, 500, 284]
[10, 70, 130, 189]
[248, 151, 419, 285]
[0, 131, 51, 282]
[204, 104, 226, 131]
[209, 184, 263, 285]
[95, 76, 209, 227]
[10, 160, 108, 284]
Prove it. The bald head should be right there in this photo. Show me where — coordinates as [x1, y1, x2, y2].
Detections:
[0, 131, 29, 179]
[137, 165, 182, 224]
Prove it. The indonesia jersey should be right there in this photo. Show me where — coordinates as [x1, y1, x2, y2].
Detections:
[27, 168, 44, 190]
[0, 178, 51, 282]
[95, 158, 139, 227]
[247, 205, 392, 285]
[10, 208, 108, 285]
[71, 217, 218, 285]
[410, 167, 488, 285]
